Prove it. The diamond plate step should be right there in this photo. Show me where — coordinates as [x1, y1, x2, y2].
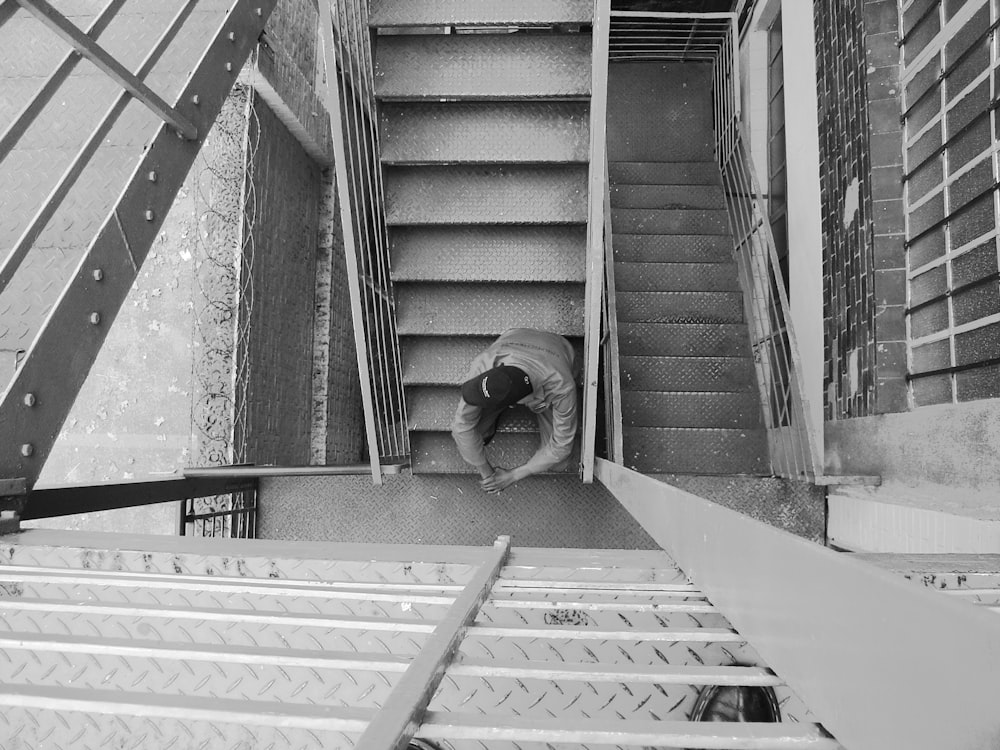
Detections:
[624, 427, 770, 475]
[617, 291, 744, 323]
[407, 386, 539, 432]
[613, 234, 733, 263]
[390, 226, 586, 282]
[609, 161, 721, 186]
[381, 102, 590, 164]
[401, 336, 584, 384]
[611, 208, 730, 235]
[410, 431, 580, 473]
[614, 262, 740, 292]
[374, 34, 592, 100]
[610, 184, 726, 210]
[370, 0, 593, 27]
[621, 391, 763, 429]
[617, 322, 751, 357]
[385, 165, 588, 225]
[396, 283, 586, 336]
[620, 355, 755, 392]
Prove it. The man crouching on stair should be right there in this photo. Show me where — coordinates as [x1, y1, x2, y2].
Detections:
[451, 328, 578, 494]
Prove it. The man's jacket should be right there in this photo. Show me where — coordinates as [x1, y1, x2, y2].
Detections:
[451, 328, 577, 473]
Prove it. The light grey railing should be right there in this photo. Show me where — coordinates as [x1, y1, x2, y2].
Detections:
[711, 17, 820, 479]
[317, 0, 408, 484]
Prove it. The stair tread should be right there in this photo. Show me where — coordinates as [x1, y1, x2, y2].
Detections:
[390, 226, 586, 283]
[617, 291, 744, 324]
[374, 34, 592, 100]
[411, 431, 579, 474]
[623, 427, 770, 475]
[401, 337, 584, 384]
[381, 102, 590, 164]
[370, 0, 593, 27]
[617, 322, 750, 357]
[610, 184, 726, 209]
[611, 207, 730, 235]
[614, 262, 740, 292]
[396, 283, 585, 336]
[385, 165, 588, 225]
[609, 161, 721, 186]
[620, 391, 762, 429]
[408, 386, 539, 432]
[613, 234, 733, 263]
[620, 354, 756, 392]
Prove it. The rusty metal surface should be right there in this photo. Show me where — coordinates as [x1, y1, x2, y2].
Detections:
[616, 290, 745, 323]
[370, 0, 593, 27]
[380, 102, 590, 164]
[374, 33, 592, 100]
[395, 283, 586, 336]
[384, 165, 589, 225]
[390, 226, 586, 283]
[0, 0, 273, 488]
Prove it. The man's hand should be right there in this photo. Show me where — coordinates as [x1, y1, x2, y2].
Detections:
[481, 467, 520, 494]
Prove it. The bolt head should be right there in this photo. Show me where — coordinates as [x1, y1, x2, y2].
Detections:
[256, 7, 262, 16]
[23, 393, 36, 407]
[20, 444, 33, 457]
[225, 62, 233, 72]
[92, 268, 104, 281]
[89, 312, 101, 325]
[148, 170, 157, 182]
[228, 31, 236, 42]
[191, 94, 200, 105]
[145, 209, 155, 221]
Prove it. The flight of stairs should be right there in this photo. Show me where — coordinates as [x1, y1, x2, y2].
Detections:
[608, 62, 769, 475]
[371, 0, 594, 473]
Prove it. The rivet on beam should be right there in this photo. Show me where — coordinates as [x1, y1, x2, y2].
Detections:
[148, 171, 157, 182]
[23, 393, 36, 407]
[92, 269, 104, 281]
[20, 444, 33, 458]
[228, 31, 236, 42]
[89, 312, 101, 325]
[256, 8, 262, 17]
[145, 209, 155, 221]
[191, 94, 200, 105]
[225, 62, 233, 72]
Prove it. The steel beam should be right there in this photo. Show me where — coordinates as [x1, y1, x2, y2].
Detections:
[14, 0, 198, 139]
[0, 0, 276, 490]
[22, 477, 256, 520]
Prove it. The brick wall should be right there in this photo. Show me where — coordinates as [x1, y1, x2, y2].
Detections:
[814, 0, 907, 419]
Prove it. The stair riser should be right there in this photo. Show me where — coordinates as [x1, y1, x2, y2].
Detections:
[620, 356, 756, 393]
[624, 429, 769, 475]
[375, 34, 592, 100]
[385, 166, 588, 225]
[381, 102, 590, 164]
[612, 208, 730, 236]
[617, 292, 744, 324]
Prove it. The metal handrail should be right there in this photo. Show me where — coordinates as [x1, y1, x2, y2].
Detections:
[711, 20, 820, 479]
[601, 157, 624, 464]
[581, 0, 612, 484]
[317, 0, 409, 485]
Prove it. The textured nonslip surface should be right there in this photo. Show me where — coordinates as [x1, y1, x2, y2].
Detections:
[609, 161, 722, 186]
[395, 283, 586, 336]
[613, 233, 733, 262]
[614, 261, 740, 292]
[258, 473, 656, 549]
[620, 355, 755, 392]
[617, 322, 751, 357]
[400, 336, 585, 384]
[374, 33, 592, 99]
[616, 290, 745, 323]
[370, 0, 593, 26]
[389, 226, 586, 282]
[624, 427, 769, 475]
[621, 391, 762, 429]
[610, 183, 726, 209]
[407, 386, 540, 432]
[384, 165, 588, 224]
[411, 432, 581, 474]
[380, 101, 590, 164]
[612, 207, 730, 235]
[607, 62, 714, 162]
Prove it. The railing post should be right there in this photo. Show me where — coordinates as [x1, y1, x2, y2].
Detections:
[582, 0, 611, 484]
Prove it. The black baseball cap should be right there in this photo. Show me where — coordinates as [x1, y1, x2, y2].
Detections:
[461, 365, 532, 408]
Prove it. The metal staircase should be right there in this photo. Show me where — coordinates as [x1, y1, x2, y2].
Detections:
[608, 61, 768, 474]
[369, 0, 596, 474]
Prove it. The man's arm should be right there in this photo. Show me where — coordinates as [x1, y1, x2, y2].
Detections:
[450, 401, 494, 479]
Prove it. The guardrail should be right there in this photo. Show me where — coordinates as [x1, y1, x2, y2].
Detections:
[317, 0, 408, 485]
